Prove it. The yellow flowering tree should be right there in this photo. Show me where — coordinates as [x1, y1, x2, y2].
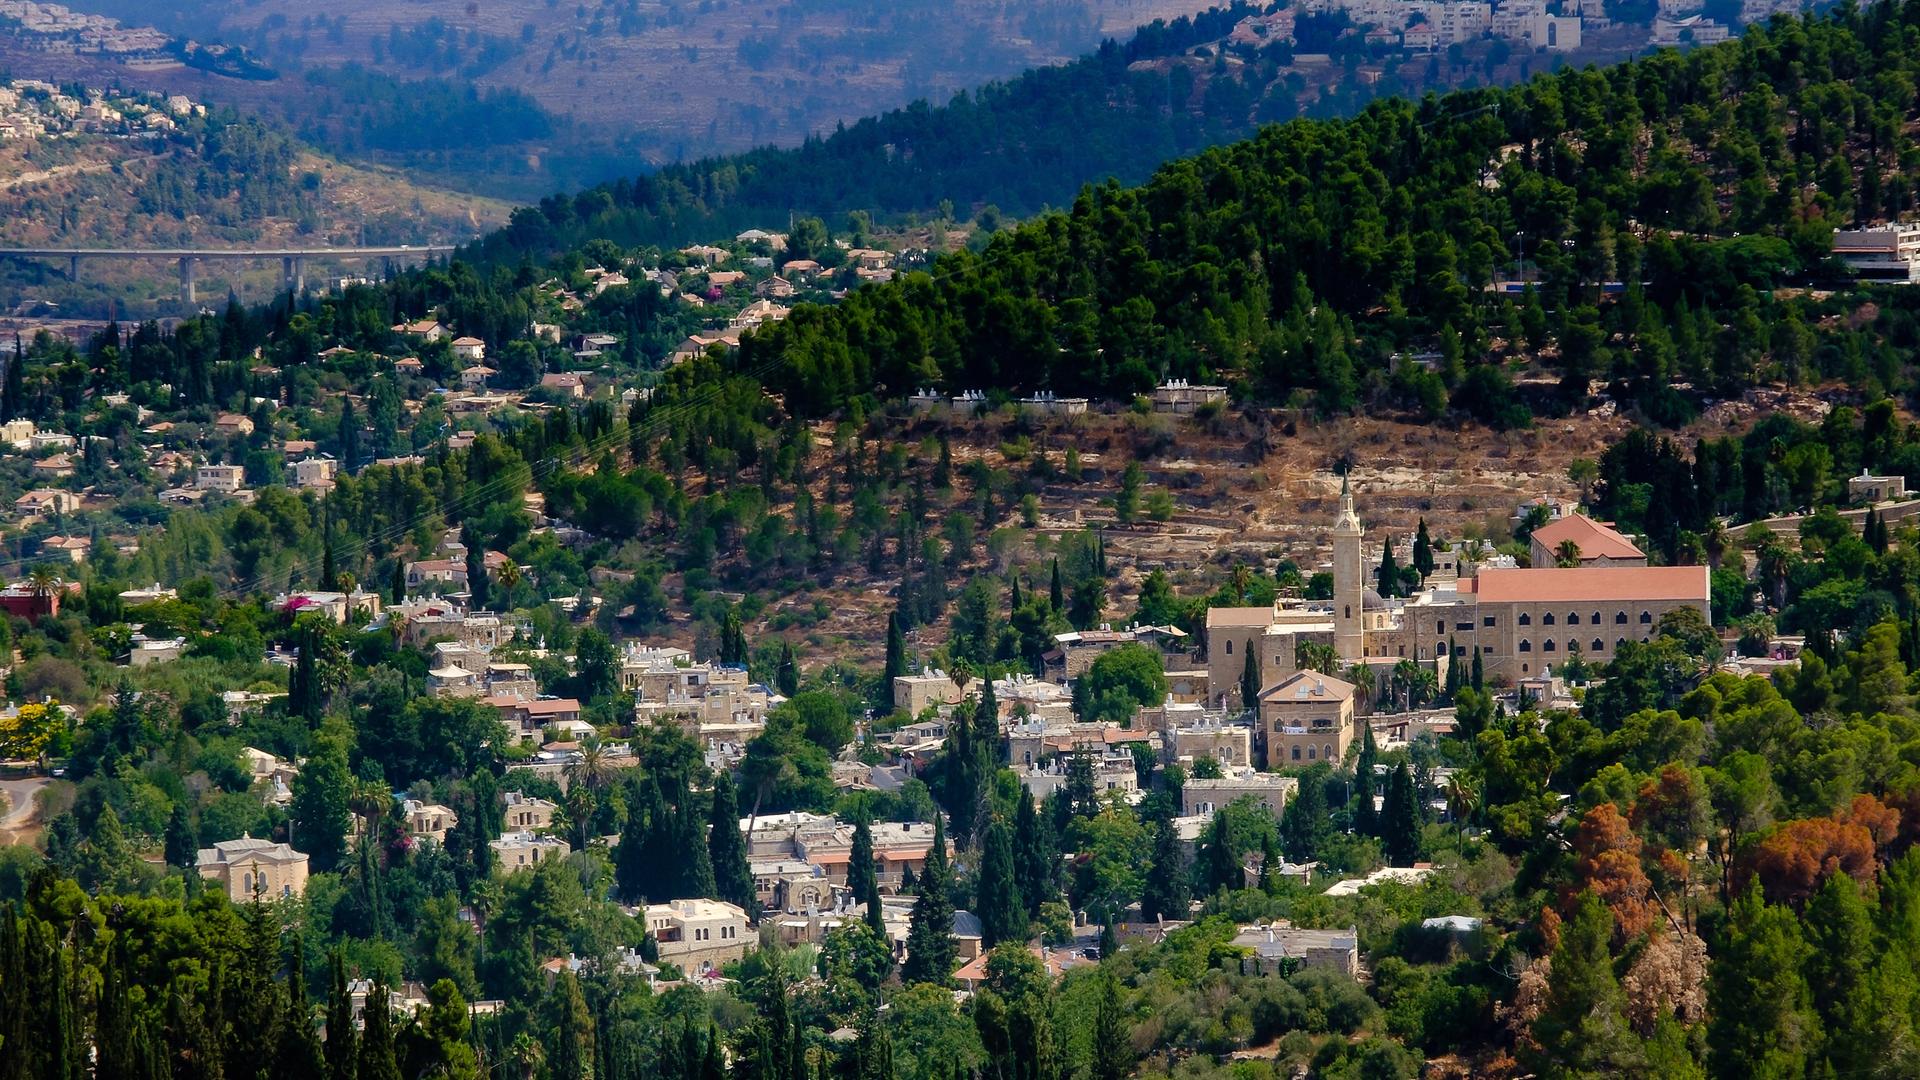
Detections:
[0, 700, 59, 760]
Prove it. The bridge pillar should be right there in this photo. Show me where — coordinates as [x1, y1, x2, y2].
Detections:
[68, 256, 78, 281]
[293, 256, 306, 295]
[178, 257, 196, 306]
[282, 257, 295, 292]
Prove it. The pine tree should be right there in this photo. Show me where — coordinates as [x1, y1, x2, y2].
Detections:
[1382, 763, 1422, 866]
[902, 816, 956, 985]
[1352, 726, 1378, 837]
[1803, 872, 1879, 1078]
[1530, 892, 1641, 1076]
[851, 813, 885, 938]
[883, 613, 907, 710]
[709, 773, 756, 914]
[325, 953, 358, 1080]
[1240, 648, 1261, 712]
[1090, 971, 1133, 1080]
[1012, 789, 1054, 915]
[1139, 821, 1190, 922]
[977, 818, 1024, 947]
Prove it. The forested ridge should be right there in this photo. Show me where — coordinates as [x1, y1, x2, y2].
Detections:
[470, 3, 1328, 259]
[734, 0, 1920, 425]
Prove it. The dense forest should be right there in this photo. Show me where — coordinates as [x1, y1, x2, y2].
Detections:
[725, 0, 1920, 423]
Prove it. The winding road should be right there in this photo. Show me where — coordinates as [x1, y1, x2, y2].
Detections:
[0, 775, 48, 842]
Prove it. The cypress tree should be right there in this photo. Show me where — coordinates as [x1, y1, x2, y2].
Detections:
[1139, 821, 1190, 922]
[463, 525, 489, 611]
[1382, 763, 1422, 867]
[976, 818, 1024, 947]
[776, 641, 799, 697]
[1197, 812, 1241, 895]
[321, 532, 339, 593]
[1412, 518, 1435, 581]
[325, 952, 358, 1080]
[280, 940, 325, 1080]
[851, 813, 884, 938]
[1443, 637, 1460, 699]
[164, 802, 197, 870]
[1352, 725, 1378, 837]
[1009, 574, 1022, 611]
[902, 815, 956, 985]
[360, 976, 405, 1076]
[338, 397, 361, 474]
[615, 777, 666, 902]
[1012, 789, 1054, 915]
[709, 773, 756, 914]
[883, 613, 907, 710]
[1090, 971, 1133, 1080]
[389, 559, 405, 605]
[1280, 773, 1327, 863]
[1376, 533, 1400, 598]
[1049, 559, 1064, 612]
[674, 794, 718, 900]
[1, 337, 20, 422]
[545, 972, 595, 1080]
[1471, 646, 1484, 691]
[1240, 648, 1261, 712]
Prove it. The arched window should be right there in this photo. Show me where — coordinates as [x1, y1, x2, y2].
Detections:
[1519, 613, 1531, 626]
[1615, 611, 1628, 624]
[1542, 613, 1556, 626]
[1543, 639, 1557, 652]
[1593, 639, 1605, 652]
[1640, 610, 1653, 624]
[1291, 745, 1301, 761]
[1519, 640, 1532, 653]
[1323, 743, 1335, 761]
[1592, 612, 1601, 625]
[1566, 612, 1580, 625]
[1307, 745, 1317, 761]
[1522, 663, 1530, 674]
[1225, 639, 1233, 655]
[242, 871, 254, 894]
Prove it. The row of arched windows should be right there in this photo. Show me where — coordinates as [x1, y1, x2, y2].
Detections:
[1517, 610, 1654, 627]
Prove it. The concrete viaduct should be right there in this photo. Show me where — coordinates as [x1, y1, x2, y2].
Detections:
[0, 244, 459, 305]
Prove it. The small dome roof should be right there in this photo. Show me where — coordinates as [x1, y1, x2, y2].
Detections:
[1362, 588, 1388, 611]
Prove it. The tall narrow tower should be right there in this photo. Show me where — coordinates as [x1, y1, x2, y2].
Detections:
[1332, 472, 1364, 664]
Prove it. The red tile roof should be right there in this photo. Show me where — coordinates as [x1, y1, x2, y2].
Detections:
[1530, 514, 1644, 561]
[1465, 565, 1709, 604]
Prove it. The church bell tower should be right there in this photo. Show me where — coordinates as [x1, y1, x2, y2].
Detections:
[1333, 472, 1364, 664]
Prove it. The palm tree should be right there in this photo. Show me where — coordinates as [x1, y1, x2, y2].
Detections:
[507, 1033, 544, 1080]
[494, 560, 522, 599]
[566, 735, 615, 796]
[349, 780, 391, 848]
[1754, 542, 1792, 611]
[1346, 663, 1377, 712]
[1410, 669, 1439, 710]
[1444, 773, 1480, 840]
[1701, 519, 1730, 570]
[1553, 539, 1582, 568]
[1296, 641, 1338, 676]
[1391, 659, 1422, 712]
[26, 564, 60, 599]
